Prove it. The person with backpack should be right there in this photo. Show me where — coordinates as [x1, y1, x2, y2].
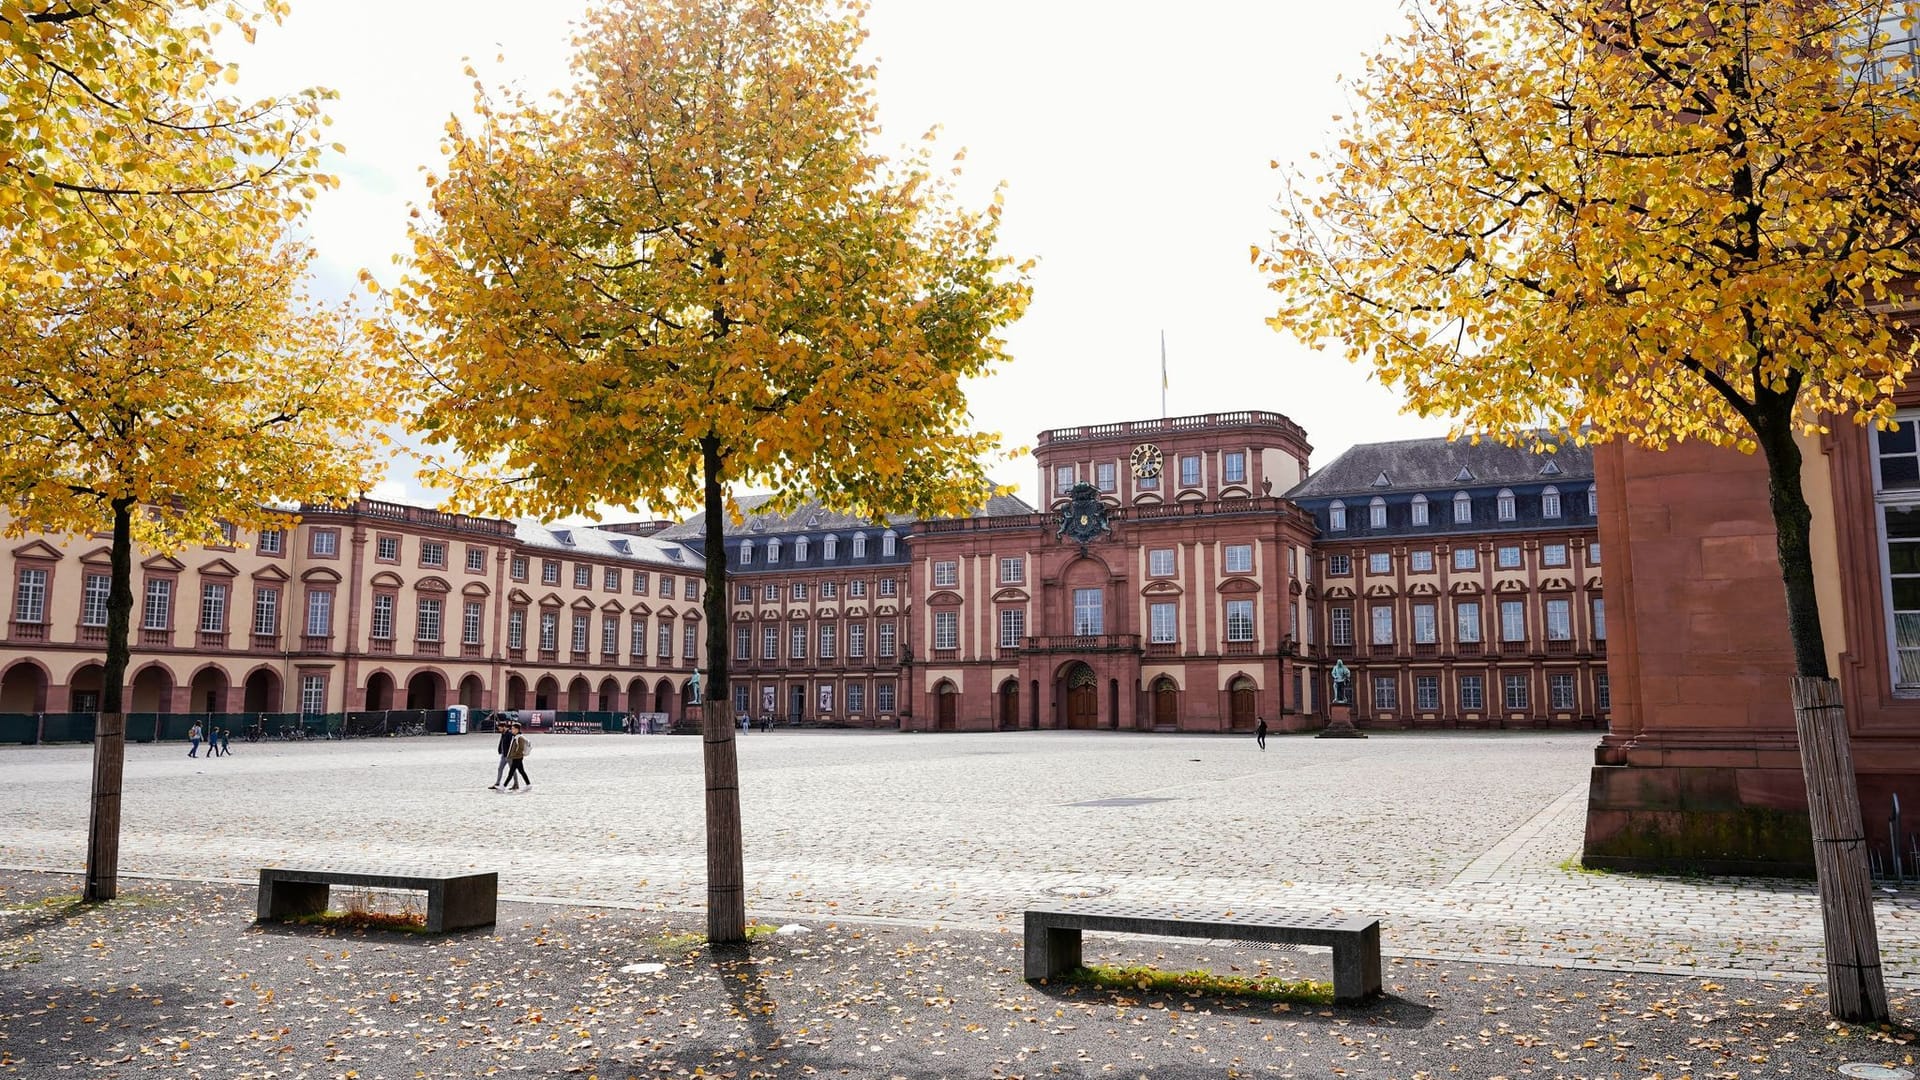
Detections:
[187, 721, 203, 758]
[490, 719, 515, 790]
[504, 724, 532, 792]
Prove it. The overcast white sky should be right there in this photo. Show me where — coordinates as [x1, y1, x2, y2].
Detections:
[239, 0, 1451, 515]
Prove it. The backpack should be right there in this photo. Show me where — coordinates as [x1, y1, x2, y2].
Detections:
[509, 734, 531, 760]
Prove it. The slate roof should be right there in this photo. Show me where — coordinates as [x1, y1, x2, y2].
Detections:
[512, 520, 703, 568]
[1286, 435, 1593, 501]
[654, 491, 1036, 541]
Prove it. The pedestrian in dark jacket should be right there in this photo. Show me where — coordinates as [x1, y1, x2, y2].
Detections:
[491, 721, 514, 789]
[505, 726, 532, 792]
[1255, 717, 1268, 751]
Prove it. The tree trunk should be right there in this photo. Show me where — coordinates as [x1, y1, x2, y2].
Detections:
[1754, 402, 1888, 1023]
[699, 435, 746, 944]
[84, 498, 135, 903]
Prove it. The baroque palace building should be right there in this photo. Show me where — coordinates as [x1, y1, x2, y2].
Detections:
[0, 408, 1608, 735]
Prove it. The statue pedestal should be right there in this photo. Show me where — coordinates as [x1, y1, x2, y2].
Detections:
[1317, 703, 1367, 739]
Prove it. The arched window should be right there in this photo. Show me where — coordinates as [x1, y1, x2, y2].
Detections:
[1368, 496, 1387, 529]
[1541, 485, 1561, 518]
[824, 534, 838, 560]
[738, 540, 752, 565]
[1411, 493, 1429, 526]
[852, 532, 867, 558]
[1453, 491, 1473, 523]
[796, 536, 809, 562]
[1588, 484, 1598, 516]
[1496, 488, 1516, 521]
[882, 530, 897, 557]
[1328, 500, 1347, 531]
[767, 538, 781, 563]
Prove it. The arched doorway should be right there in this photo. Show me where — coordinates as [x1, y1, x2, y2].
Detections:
[405, 670, 444, 710]
[365, 671, 395, 711]
[0, 662, 46, 713]
[1152, 676, 1180, 729]
[568, 676, 590, 712]
[459, 674, 485, 710]
[997, 679, 1019, 730]
[1062, 664, 1097, 730]
[187, 667, 227, 714]
[935, 681, 958, 731]
[627, 677, 647, 715]
[130, 665, 172, 714]
[597, 677, 619, 712]
[69, 663, 106, 715]
[505, 674, 527, 711]
[1229, 675, 1257, 731]
[655, 678, 676, 716]
[242, 668, 281, 714]
[534, 675, 559, 711]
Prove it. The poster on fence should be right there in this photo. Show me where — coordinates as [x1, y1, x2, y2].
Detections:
[501, 709, 557, 730]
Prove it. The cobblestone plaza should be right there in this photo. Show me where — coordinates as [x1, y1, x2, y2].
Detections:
[4, 731, 1917, 989]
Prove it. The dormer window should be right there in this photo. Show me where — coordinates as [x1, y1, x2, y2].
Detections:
[739, 540, 752, 566]
[1369, 496, 1387, 529]
[1328, 500, 1347, 531]
[1496, 488, 1516, 521]
[1541, 485, 1561, 518]
[767, 538, 781, 563]
[796, 536, 809, 562]
[1588, 484, 1598, 516]
[1453, 491, 1472, 523]
[824, 534, 838, 560]
[1411, 494, 1429, 526]
[553, 529, 574, 546]
[882, 530, 897, 557]
[852, 532, 867, 558]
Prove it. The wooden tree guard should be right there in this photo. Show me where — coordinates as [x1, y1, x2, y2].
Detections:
[701, 697, 746, 944]
[1790, 677, 1889, 1022]
[84, 712, 126, 902]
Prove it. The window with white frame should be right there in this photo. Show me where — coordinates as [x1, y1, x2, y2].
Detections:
[1498, 545, 1522, 569]
[824, 535, 838, 560]
[1180, 454, 1201, 487]
[877, 681, 896, 712]
[1148, 548, 1175, 576]
[821, 581, 837, 599]
[852, 533, 868, 558]
[1000, 556, 1024, 584]
[1496, 488, 1516, 520]
[1549, 673, 1576, 710]
[1330, 605, 1353, 645]
[632, 616, 649, 656]
[1504, 673, 1530, 710]
[142, 578, 173, 630]
[539, 611, 558, 651]
[422, 541, 448, 568]
[734, 684, 751, 713]
[1224, 544, 1253, 574]
[252, 586, 278, 636]
[789, 623, 808, 659]
[509, 608, 527, 650]
[879, 577, 897, 597]
[1453, 492, 1472, 523]
[762, 625, 778, 660]
[632, 571, 649, 595]
[12, 568, 46, 624]
[1453, 547, 1477, 570]
[1226, 599, 1255, 642]
[1415, 675, 1440, 711]
[418, 599, 444, 642]
[1370, 604, 1394, 644]
[933, 611, 959, 650]
[791, 581, 808, 601]
[468, 547, 487, 573]
[1223, 451, 1247, 484]
[849, 622, 866, 657]
[1500, 599, 1526, 641]
[466, 601, 484, 645]
[259, 528, 283, 555]
[882, 531, 897, 557]
[571, 612, 589, 652]
[1588, 541, 1602, 565]
[376, 535, 399, 561]
[1409, 549, 1433, 572]
[602, 616, 619, 655]
[311, 529, 339, 557]
[604, 567, 621, 591]
[1592, 597, 1606, 641]
[1328, 500, 1347, 531]
[766, 539, 780, 564]
[574, 564, 591, 589]
[849, 579, 866, 599]
[1000, 608, 1026, 648]
[1368, 552, 1391, 575]
[541, 560, 561, 585]
[1096, 461, 1117, 492]
[847, 682, 865, 713]
[878, 621, 897, 657]
[1873, 414, 1920, 689]
[1369, 497, 1387, 529]
[684, 622, 698, 659]
[1596, 672, 1611, 709]
[1372, 676, 1397, 710]
[819, 622, 838, 657]
[1325, 553, 1349, 577]
[1459, 674, 1485, 710]
[1149, 602, 1177, 644]
[933, 560, 958, 587]
[511, 555, 529, 581]
[1072, 588, 1104, 635]
[1541, 485, 1561, 518]
[370, 594, 395, 640]
[1412, 602, 1436, 644]
[83, 573, 109, 627]
[300, 673, 326, 714]
[735, 582, 752, 603]
[1542, 543, 1568, 567]
[1055, 464, 1075, 494]
[659, 573, 675, 597]
[1587, 484, 1598, 516]
[1545, 598, 1572, 640]
[305, 590, 332, 637]
[1411, 494, 1429, 526]
[764, 583, 779, 601]
[1456, 601, 1481, 643]
[734, 625, 751, 658]
[796, 536, 809, 562]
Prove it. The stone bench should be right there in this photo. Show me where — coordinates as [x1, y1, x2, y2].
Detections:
[1024, 902, 1382, 1004]
[257, 867, 498, 934]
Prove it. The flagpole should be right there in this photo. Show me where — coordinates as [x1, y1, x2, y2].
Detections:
[1160, 330, 1168, 419]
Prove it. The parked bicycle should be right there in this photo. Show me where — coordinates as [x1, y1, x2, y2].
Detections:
[279, 723, 307, 741]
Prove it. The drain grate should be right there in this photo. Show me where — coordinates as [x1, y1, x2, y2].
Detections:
[1070, 797, 1176, 808]
[1210, 939, 1312, 953]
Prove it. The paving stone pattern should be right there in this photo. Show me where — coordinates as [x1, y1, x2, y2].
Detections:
[4, 730, 1916, 989]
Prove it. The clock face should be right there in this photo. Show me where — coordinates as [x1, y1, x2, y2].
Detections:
[1129, 443, 1163, 478]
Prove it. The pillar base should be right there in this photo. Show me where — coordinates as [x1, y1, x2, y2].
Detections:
[1317, 704, 1367, 739]
[1581, 762, 1814, 876]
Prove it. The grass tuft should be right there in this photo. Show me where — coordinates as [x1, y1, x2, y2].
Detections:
[1064, 963, 1334, 1005]
[652, 922, 780, 952]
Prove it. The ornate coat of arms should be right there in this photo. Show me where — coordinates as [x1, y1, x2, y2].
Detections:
[1057, 481, 1113, 544]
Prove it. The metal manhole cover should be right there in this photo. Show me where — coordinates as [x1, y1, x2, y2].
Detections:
[1070, 797, 1176, 808]
[1211, 940, 1309, 953]
[1042, 885, 1114, 899]
[1840, 1066, 1915, 1080]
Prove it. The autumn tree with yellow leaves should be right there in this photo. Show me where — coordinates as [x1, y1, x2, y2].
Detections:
[0, 0, 392, 902]
[388, 0, 1030, 943]
[1265, 0, 1920, 1021]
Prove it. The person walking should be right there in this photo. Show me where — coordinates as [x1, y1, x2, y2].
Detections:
[491, 720, 515, 789]
[504, 725, 532, 792]
[1255, 716, 1268, 752]
[187, 721, 203, 758]
[218, 727, 232, 757]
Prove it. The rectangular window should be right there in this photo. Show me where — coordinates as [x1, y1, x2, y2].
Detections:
[311, 529, 338, 557]
[1504, 673, 1530, 710]
[1412, 602, 1436, 644]
[820, 581, 837, 599]
[1372, 676, 1397, 711]
[1148, 548, 1175, 577]
[1072, 588, 1104, 635]
[934, 611, 959, 650]
[541, 560, 560, 586]
[1330, 605, 1353, 646]
[1501, 599, 1527, 642]
[509, 609, 527, 650]
[1328, 553, 1351, 576]
[1409, 549, 1433, 572]
[1180, 455, 1201, 487]
[143, 578, 173, 630]
[370, 593, 395, 640]
[512, 555, 529, 581]
[1545, 598, 1572, 640]
[376, 535, 399, 561]
[566, 613, 586, 652]
[850, 622, 867, 657]
[877, 681, 896, 713]
[1000, 608, 1026, 648]
[1542, 489, 1562, 518]
[630, 616, 648, 656]
[1454, 495, 1472, 524]
[1415, 675, 1440, 711]
[418, 599, 444, 643]
[574, 565, 591, 589]
[13, 568, 46, 624]
[1411, 499, 1429, 526]
[305, 590, 332, 637]
[1000, 556, 1024, 584]
[686, 579, 698, 601]
[736, 583, 752, 603]
[300, 673, 326, 715]
[603, 617, 619, 655]
[253, 587, 279, 636]
[790, 623, 808, 659]
[1456, 601, 1481, 643]
[467, 547, 486, 573]
[1592, 598, 1607, 641]
[1368, 552, 1390, 575]
[1224, 544, 1253, 574]
[1055, 464, 1075, 494]
[1459, 674, 1485, 711]
[659, 574, 674, 597]
[1150, 602, 1178, 644]
[1369, 500, 1387, 529]
[764, 583, 780, 602]
[1370, 604, 1394, 645]
[464, 602, 484, 645]
[879, 578, 898, 598]
[1497, 545, 1522, 569]
[539, 612, 558, 651]
[659, 620, 674, 658]
[791, 582, 809, 601]
[1542, 543, 1568, 568]
[604, 567, 621, 591]
[734, 684, 751, 713]
[1330, 503, 1348, 531]
[763, 625, 779, 660]
[1589, 541, 1602, 565]
[633, 571, 649, 595]
[259, 528, 283, 555]
[819, 622, 838, 658]
[1096, 461, 1117, 492]
[849, 579, 867, 599]
[878, 621, 897, 658]
[421, 541, 447, 568]
[735, 625, 751, 658]
[1453, 547, 1477, 570]
[933, 560, 958, 587]
[847, 683, 865, 713]
[1223, 451, 1247, 484]
[1596, 672, 1611, 710]
[83, 573, 111, 627]
[684, 622, 698, 659]
[1497, 491, 1516, 520]
[1226, 599, 1255, 642]
[1550, 673, 1576, 710]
